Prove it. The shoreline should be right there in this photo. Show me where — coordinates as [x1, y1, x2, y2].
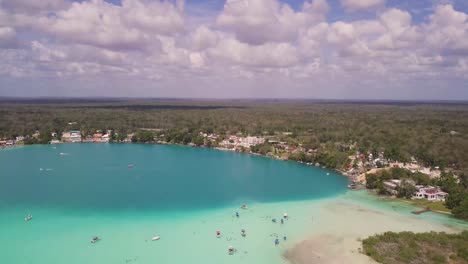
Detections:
[7, 141, 456, 217]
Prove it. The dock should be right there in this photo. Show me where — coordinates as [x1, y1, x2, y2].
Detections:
[412, 207, 431, 215]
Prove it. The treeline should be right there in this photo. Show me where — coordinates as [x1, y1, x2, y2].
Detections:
[1, 100, 468, 171]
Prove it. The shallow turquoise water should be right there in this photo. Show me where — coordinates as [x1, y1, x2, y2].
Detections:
[0, 144, 347, 264]
[2, 144, 465, 264]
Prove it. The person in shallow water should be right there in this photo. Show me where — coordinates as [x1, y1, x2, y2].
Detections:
[283, 236, 287, 241]
[280, 218, 284, 224]
[275, 238, 279, 246]
[235, 212, 239, 218]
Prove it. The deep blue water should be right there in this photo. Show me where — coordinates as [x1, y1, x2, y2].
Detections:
[0, 144, 347, 211]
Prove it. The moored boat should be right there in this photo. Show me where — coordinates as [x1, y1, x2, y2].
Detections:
[90, 236, 100, 243]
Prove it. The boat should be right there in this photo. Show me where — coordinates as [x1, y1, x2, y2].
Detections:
[128, 164, 135, 168]
[348, 183, 356, 189]
[216, 230, 221, 238]
[91, 236, 100, 243]
[241, 204, 247, 209]
[24, 215, 32, 221]
[326, 173, 330, 175]
[241, 229, 246, 237]
[151, 235, 160, 241]
[283, 213, 288, 219]
[228, 246, 235, 255]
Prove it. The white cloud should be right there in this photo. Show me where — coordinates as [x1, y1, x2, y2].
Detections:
[32, 0, 184, 51]
[0, 1, 467, 99]
[208, 37, 299, 67]
[216, 0, 329, 44]
[341, 0, 385, 12]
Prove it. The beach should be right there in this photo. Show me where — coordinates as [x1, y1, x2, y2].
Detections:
[283, 191, 467, 264]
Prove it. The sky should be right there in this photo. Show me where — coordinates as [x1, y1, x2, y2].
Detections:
[0, 0, 467, 100]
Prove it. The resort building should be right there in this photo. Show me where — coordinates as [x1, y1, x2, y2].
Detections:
[412, 186, 448, 202]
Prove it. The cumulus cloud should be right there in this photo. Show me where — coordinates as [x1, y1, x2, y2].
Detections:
[216, 0, 329, 45]
[33, 0, 184, 51]
[0, 0, 467, 99]
[341, 0, 385, 12]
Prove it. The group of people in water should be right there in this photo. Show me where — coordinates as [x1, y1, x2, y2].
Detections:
[219, 205, 289, 255]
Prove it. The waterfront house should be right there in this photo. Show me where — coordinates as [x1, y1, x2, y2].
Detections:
[93, 133, 103, 142]
[63, 130, 82, 143]
[412, 186, 448, 202]
[101, 134, 110, 142]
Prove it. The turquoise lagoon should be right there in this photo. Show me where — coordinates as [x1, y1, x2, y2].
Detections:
[0, 144, 466, 264]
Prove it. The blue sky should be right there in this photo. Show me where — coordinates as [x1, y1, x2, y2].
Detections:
[0, 0, 467, 99]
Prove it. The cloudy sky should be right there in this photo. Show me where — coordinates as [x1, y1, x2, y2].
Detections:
[0, 0, 467, 99]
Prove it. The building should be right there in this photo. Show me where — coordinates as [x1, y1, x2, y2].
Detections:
[383, 179, 402, 195]
[412, 186, 448, 202]
[101, 134, 110, 142]
[93, 133, 103, 142]
[62, 130, 82, 143]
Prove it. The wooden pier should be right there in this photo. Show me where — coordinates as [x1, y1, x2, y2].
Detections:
[412, 207, 431, 215]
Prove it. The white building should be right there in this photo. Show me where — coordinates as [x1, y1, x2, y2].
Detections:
[412, 186, 448, 202]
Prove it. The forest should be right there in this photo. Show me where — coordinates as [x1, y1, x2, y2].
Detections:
[1, 99, 467, 173]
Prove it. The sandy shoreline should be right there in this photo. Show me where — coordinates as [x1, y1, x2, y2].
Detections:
[282, 192, 467, 264]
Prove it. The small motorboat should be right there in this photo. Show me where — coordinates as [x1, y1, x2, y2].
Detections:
[216, 230, 221, 238]
[241, 204, 247, 209]
[272, 218, 277, 223]
[241, 229, 246, 237]
[228, 246, 235, 255]
[24, 215, 32, 221]
[128, 164, 135, 168]
[348, 183, 356, 189]
[283, 213, 288, 219]
[151, 235, 160, 241]
[326, 173, 330, 175]
[90, 236, 100, 243]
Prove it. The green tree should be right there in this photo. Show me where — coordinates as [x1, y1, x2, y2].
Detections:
[452, 197, 468, 220]
[397, 180, 417, 199]
[366, 173, 379, 189]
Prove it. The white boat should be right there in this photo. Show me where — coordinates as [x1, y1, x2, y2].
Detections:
[24, 215, 32, 221]
[326, 173, 330, 175]
[152, 236, 160, 241]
